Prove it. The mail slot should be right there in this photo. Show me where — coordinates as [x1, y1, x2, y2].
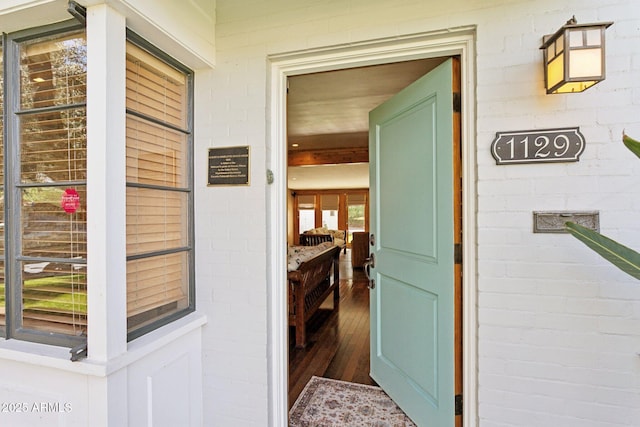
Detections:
[533, 211, 599, 233]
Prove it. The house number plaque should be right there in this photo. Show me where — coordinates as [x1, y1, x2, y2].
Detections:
[491, 127, 585, 165]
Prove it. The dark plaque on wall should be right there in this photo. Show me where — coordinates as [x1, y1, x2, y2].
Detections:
[491, 127, 585, 165]
[208, 146, 250, 186]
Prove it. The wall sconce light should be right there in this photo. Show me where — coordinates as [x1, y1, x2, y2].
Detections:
[540, 16, 613, 94]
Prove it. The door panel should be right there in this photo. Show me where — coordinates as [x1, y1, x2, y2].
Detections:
[378, 276, 438, 403]
[369, 58, 455, 426]
[378, 99, 438, 258]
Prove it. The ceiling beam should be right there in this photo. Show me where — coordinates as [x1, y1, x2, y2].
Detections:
[288, 132, 367, 151]
[288, 147, 369, 166]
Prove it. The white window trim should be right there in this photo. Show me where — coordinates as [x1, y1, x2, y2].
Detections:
[86, 4, 128, 361]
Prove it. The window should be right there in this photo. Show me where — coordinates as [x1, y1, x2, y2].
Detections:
[321, 195, 339, 230]
[0, 21, 194, 348]
[297, 195, 316, 234]
[346, 193, 367, 243]
[125, 33, 194, 340]
[1, 22, 88, 347]
[293, 190, 368, 245]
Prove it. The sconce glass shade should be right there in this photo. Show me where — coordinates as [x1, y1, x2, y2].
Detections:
[540, 18, 613, 94]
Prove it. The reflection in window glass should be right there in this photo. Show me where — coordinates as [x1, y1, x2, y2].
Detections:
[15, 29, 88, 343]
[20, 33, 87, 109]
[21, 262, 86, 337]
[20, 109, 87, 183]
[21, 187, 87, 259]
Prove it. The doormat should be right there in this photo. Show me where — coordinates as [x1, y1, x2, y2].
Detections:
[289, 376, 416, 426]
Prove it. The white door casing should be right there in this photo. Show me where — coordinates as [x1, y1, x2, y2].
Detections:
[267, 28, 478, 427]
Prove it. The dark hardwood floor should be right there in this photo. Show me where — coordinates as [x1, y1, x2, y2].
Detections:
[288, 249, 376, 408]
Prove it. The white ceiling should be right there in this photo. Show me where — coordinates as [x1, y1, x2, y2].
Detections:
[286, 58, 446, 190]
[288, 163, 370, 190]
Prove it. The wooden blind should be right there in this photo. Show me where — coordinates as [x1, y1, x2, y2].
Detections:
[126, 187, 187, 254]
[126, 43, 186, 129]
[298, 195, 315, 209]
[347, 193, 367, 205]
[321, 194, 339, 211]
[127, 253, 188, 324]
[16, 30, 87, 339]
[126, 115, 186, 187]
[125, 41, 190, 333]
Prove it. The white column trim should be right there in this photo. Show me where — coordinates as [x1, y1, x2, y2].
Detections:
[267, 27, 479, 426]
[86, 4, 128, 361]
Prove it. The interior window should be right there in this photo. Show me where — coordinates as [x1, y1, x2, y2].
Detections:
[293, 191, 368, 246]
[297, 194, 315, 234]
[346, 193, 367, 243]
[321, 194, 339, 229]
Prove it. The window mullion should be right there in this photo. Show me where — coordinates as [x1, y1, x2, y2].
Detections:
[0, 35, 5, 338]
[5, 32, 23, 340]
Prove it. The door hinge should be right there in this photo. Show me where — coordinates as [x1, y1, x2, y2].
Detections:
[453, 92, 461, 113]
[455, 394, 463, 416]
[454, 243, 462, 265]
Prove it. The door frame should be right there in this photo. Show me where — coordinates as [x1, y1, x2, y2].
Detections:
[267, 27, 478, 427]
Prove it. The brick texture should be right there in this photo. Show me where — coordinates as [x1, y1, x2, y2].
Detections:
[197, 1, 640, 425]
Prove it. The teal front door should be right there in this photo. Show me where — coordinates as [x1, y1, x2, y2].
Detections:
[368, 59, 456, 426]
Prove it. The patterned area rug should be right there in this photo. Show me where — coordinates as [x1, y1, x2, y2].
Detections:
[289, 376, 416, 426]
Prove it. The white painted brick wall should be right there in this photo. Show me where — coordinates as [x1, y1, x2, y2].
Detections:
[198, 0, 640, 425]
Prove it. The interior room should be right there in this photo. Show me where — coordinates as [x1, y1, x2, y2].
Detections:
[285, 58, 447, 405]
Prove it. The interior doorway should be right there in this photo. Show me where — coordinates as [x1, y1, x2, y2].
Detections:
[267, 29, 477, 427]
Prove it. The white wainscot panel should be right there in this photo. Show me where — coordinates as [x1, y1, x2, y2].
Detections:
[0, 313, 205, 427]
[127, 326, 204, 426]
[0, 362, 89, 426]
